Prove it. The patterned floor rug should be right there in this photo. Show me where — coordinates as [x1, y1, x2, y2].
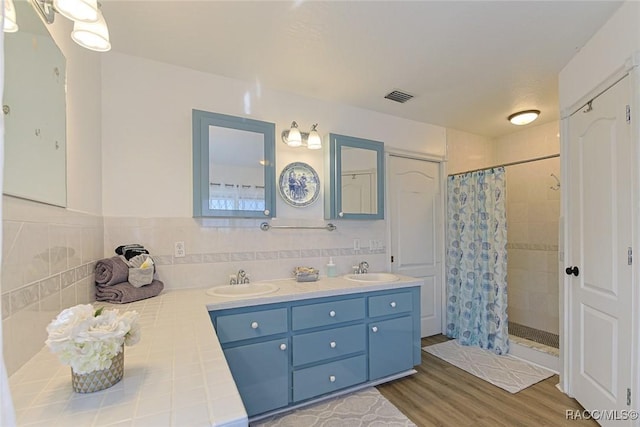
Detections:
[251, 387, 416, 426]
[423, 340, 554, 393]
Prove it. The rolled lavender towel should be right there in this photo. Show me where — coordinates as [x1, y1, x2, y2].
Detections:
[95, 280, 164, 304]
[95, 256, 130, 286]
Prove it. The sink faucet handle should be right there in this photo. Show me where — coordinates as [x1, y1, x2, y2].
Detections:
[359, 261, 369, 274]
[352, 265, 360, 274]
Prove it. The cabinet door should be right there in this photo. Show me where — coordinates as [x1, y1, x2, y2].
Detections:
[223, 338, 289, 417]
[369, 316, 413, 380]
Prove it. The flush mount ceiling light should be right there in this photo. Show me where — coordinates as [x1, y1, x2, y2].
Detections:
[508, 110, 540, 126]
[281, 122, 322, 150]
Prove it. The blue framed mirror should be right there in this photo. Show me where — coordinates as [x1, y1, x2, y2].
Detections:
[325, 133, 384, 220]
[192, 110, 276, 218]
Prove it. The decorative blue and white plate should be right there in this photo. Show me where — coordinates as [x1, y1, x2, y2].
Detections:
[278, 162, 320, 207]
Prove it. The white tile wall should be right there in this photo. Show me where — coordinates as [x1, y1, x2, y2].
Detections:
[505, 157, 560, 334]
[103, 217, 388, 290]
[2, 202, 388, 376]
[2, 196, 104, 376]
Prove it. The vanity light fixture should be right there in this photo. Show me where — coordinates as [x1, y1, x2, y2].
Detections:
[281, 122, 322, 150]
[53, 0, 97, 22]
[71, 7, 110, 51]
[30, 0, 111, 52]
[3, 0, 19, 32]
[508, 109, 540, 126]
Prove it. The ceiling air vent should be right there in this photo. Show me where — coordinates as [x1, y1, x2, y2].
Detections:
[384, 90, 414, 104]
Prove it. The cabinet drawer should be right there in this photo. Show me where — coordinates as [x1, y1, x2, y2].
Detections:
[215, 308, 288, 344]
[293, 355, 367, 402]
[292, 297, 365, 330]
[368, 292, 412, 318]
[292, 324, 365, 366]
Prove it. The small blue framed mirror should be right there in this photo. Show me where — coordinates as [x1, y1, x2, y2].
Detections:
[192, 110, 276, 218]
[325, 133, 384, 220]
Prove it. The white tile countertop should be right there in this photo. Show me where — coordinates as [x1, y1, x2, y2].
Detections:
[9, 275, 422, 427]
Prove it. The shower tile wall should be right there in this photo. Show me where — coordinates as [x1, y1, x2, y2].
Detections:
[1, 196, 104, 375]
[506, 158, 560, 335]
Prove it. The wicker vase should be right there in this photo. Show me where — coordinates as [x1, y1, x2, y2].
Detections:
[71, 348, 124, 393]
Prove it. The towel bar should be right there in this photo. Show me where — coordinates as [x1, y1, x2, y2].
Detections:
[260, 222, 337, 232]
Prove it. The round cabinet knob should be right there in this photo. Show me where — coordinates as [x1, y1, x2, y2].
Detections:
[329, 375, 336, 383]
[280, 343, 287, 351]
[338, 212, 344, 217]
[329, 310, 336, 317]
[371, 326, 378, 333]
[263, 209, 270, 216]
[251, 321, 259, 329]
[390, 301, 397, 308]
[330, 341, 337, 348]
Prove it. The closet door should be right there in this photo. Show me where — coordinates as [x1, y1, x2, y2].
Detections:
[388, 156, 442, 337]
[566, 75, 633, 425]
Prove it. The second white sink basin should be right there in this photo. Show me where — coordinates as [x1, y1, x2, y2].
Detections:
[344, 273, 400, 283]
[206, 282, 279, 297]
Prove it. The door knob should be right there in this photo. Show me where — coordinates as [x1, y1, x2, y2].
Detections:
[565, 266, 579, 276]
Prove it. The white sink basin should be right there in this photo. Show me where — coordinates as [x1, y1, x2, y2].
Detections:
[206, 282, 279, 297]
[344, 273, 400, 283]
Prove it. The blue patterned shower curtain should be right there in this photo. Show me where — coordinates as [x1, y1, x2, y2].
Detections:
[446, 167, 509, 354]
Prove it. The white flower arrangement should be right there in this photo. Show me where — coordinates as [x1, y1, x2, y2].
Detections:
[45, 304, 140, 374]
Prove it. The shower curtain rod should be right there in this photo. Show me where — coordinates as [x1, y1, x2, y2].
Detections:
[448, 153, 560, 177]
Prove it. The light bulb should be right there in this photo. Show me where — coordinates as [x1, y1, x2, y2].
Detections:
[71, 9, 111, 52]
[287, 122, 302, 147]
[4, 0, 18, 33]
[307, 124, 322, 150]
[54, 0, 98, 22]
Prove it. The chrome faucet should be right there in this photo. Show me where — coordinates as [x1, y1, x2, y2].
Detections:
[236, 269, 250, 284]
[353, 261, 369, 274]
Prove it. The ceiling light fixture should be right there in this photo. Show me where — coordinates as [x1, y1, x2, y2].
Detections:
[3, 0, 19, 33]
[30, 0, 111, 52]
[281, 122, 322, 150]
[508, 110, 540, 126]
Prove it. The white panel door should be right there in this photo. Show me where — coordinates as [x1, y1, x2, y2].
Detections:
[389, 156, 442, 337]
[342, 173, 373, 214]
[567, 75, 632, 425]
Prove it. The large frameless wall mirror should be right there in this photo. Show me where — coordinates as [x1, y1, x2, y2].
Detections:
[192, 110, 276, 218]
[3, 0, 67, 207]
[325, 134, 384, 220]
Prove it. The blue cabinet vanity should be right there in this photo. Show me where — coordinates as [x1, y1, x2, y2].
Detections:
[209, 286, 421, 419]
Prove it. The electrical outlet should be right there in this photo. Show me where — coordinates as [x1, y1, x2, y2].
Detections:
[353, 239, 360, 251]
[174, 241, 185, 258]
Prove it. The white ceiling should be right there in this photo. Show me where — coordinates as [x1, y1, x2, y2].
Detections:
[102, 1, 623, 138]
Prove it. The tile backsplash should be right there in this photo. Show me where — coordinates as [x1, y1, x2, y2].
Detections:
[103, 217, 387, 290]
[2, 196, 104, 375]
[2, 199, 387, 375]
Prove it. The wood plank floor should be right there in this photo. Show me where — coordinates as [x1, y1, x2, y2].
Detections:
[376, 335, 598, 427]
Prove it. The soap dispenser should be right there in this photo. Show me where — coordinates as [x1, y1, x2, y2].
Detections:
[326, 257, 337, 278]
